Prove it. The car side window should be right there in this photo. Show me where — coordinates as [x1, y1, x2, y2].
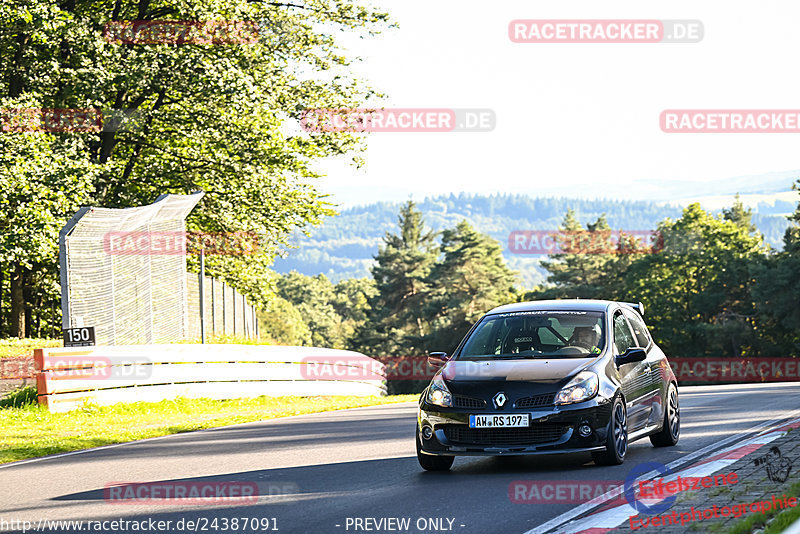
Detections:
[623, 308, 651, 348]
[613, 311, 636, 355]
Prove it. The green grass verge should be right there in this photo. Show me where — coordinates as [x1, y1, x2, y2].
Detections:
[726, 478, 800, 534]
[764, 504, 800, 533]
[174, 335, 276, 345]
[0, 387, 417, 465]
[0, 338, 61, 359]
[0, 335, 275, 359]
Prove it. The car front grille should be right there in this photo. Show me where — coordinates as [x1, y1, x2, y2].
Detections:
[515, 393, 555, 408]
[442, 424, 568, 446]
[453, 394, 487, 409]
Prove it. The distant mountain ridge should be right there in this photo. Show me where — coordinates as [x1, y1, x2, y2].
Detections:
[273, 193, 795, 288]
[550, 170, 800, 201]
[324, 170, 800, 207]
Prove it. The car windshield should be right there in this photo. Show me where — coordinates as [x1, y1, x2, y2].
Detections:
[458, 311, 606, 360]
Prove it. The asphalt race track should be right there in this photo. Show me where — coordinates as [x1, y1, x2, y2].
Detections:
[2, 383, 800, 534]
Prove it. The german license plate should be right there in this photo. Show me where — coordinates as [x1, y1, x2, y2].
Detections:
[469, 414, 529, 428]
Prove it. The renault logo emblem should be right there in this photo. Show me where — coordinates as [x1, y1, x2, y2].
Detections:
[493, 392, 507, 409]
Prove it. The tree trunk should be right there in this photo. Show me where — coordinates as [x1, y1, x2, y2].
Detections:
[10, 264, 25, 338]
[24, 282, 33, 338]
[0, 264, 4, 335]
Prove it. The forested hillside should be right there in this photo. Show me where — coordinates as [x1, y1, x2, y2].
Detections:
[274, 194, 792, 287]
[262, 191, 800, 395]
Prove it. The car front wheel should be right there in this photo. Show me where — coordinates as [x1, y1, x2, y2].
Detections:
[416, 428, 454, 471]
[593, 395, 628, 466]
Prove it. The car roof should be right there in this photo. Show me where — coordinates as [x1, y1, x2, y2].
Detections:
[486, 299, 617, 315]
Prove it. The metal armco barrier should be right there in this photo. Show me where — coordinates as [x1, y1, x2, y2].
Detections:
[34, 345, 386, 413]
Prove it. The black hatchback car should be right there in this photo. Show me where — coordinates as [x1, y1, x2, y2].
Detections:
[416, 299, 679, 470]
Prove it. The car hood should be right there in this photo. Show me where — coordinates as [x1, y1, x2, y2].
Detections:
[440, 358, 596, 383]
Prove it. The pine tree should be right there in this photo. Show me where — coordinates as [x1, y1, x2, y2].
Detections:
[357, 201, 438, 355]
[426, 220, 518, 352]
[784, 181, 800, 254]
[540, 211, 617, 298]
[723, 194, 758, 234]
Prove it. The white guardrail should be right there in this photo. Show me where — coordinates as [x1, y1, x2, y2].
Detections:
[785, 516, 800, 534]
[34, 345, 387, 413]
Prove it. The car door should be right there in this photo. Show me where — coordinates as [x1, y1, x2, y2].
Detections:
[622, 307, 663, 427]
[612, 309, 651, 431]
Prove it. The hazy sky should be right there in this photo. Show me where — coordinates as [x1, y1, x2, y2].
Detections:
[312, 1, 800, 208]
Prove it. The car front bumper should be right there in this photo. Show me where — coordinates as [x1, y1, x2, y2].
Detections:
[417, 396, 613, 456]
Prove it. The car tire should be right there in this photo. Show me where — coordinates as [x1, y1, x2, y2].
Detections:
[416, 428, 454, 471]
[592, 395, 628, 466]
[650, 383, 680, 447]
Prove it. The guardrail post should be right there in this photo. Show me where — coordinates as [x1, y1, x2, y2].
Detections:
[243, 296, 248, 338]
[199, 250, 206, 344]
[211, 277, 216, 337]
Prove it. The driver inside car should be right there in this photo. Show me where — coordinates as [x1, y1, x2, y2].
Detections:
[568, 324, 602, 354]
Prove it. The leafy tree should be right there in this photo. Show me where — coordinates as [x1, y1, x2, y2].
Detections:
[332, 277, 376, 348]
[752, 183, 800, 352]
[0, 0, 393, 336]
[259, 274, 376, 350]
[0, 126, 97, 337]
[276, 271, 345, 348]
[617, 203, 765, 357]
[257, 296, 311, 346]
[426, 220, 517, 352]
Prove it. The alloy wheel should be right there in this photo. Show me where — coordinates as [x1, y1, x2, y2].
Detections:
[668, 388, 680, 439]
[614, 402, 628, 458]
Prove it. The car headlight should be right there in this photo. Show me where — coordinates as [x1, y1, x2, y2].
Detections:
[554, 371, 599, 405]
[426, 375, 453, 408]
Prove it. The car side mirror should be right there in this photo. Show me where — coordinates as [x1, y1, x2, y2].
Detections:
[428, 352, 449, 367]
[615, 347, 647, 367]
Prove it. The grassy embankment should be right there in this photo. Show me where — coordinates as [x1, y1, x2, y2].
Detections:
[0, 336, 416, 465]
[0, 390, 417, 465]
